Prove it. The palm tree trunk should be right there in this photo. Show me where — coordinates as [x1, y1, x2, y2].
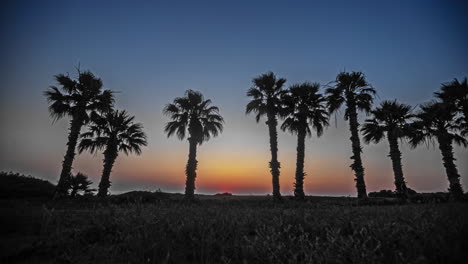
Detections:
[437, 135, 464, 200]
[267, 113, 282, 200]
[98, 146, 118, 197]
[347, 104, 367, 199]
[185, 137, 198, 199]
[56, 116, 84, 196]
[387, 133, 407, 198]
[294, 126, 306, 200]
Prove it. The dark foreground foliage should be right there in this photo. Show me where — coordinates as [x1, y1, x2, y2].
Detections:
[0, 172, 55, 198]
[1, 195, 467, 264]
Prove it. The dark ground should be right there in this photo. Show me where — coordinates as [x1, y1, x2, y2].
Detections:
[1, 193, 467, 264]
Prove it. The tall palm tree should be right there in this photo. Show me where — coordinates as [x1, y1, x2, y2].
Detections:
[410, 101, 466, 200]
[281, 83, 329, 199]
[78, 110, 147, 197]
[326, 71, 376, 199]
[361, 100, 413, 198]
[246, 72, 287, 200]
[44, 70, 114, 195]
[163, 90, 224, 200]
[435, 78, 467, 136]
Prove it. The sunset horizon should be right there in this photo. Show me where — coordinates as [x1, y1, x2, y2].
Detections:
[1, 0, 467, 197]
[2, 1, 467, 262]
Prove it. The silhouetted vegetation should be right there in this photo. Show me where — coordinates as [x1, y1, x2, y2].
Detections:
[369, 188, 417, 198]
[32, 67, 468, 263]
[281, 82, 329, 199]
[362, 100, 414, 198]
[44, 70, 114, 196]
[246, 72, 287, 201]
[0, 171, 55, 198]
[69, 172, 95, 197]
[1, 196, 467, 263]
[163, 90, 224, 200]
[435, 78, 467, 136]
[410, 102, 466, 200]
[214, 192, 233, 196]
[79, 110, 147, 197]
[326, 72, 376, 199]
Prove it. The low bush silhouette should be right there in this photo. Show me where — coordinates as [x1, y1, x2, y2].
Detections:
[0, 171, 55, 198]
[214, 192, 233, 196]
[69, 172, 95, 197]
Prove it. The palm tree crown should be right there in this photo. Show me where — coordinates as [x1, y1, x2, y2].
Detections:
[362, 100, 413, 144]
[163, 90, 224, 144]
[246, 72, 287, 122]
[409, 102, 466, 148]
[79, 110, 147, 156]
[435, 77, 468, 136]
[281, 83, 329, 137]
[45, 71, 114, 123]
[326, 71, 376, 117]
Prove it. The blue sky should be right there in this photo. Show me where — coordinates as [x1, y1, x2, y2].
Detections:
[1, 0, 467, 195]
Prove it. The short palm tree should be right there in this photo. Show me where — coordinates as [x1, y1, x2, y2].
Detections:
[410, 101, 466, 200]
[163, 90, 224, 200]
[69, 172, 95, 197]
[435, 78, 467, 136]
[325, 71, 376, 199]
[281, 83, 329, 199]
[78, 110, 147, 197]
[44, 70, 114, 195]
[246, 72, 287, 200]
[362, 100, 413, 198]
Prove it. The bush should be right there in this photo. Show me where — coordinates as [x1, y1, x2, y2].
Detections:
[214, 192, 233, 196]
[0, 171, 55, 198]
[368, 189, 395, 198]
[69, 172, 95, 197]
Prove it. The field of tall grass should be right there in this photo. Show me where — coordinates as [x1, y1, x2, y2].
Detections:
[1, 194, 467, 264]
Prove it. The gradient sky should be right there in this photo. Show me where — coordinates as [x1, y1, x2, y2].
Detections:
[1, 0, 467, 196]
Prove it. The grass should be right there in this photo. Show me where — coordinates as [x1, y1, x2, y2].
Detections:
[1, 194, 467, 264]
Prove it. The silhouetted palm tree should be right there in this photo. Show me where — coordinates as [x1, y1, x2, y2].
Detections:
[79, 110, 147, 197]
[410, 101, 466, 200]
[246, 72, 287, 200]
[435, 78, 467, 136]
[163, 90, 224, 200]
[362, 100, 413, 198]
[281, 83, 329, 199]
[69, 172, 95, 197]
[44, 70, 114, 196]
[326, 71, 376, 199]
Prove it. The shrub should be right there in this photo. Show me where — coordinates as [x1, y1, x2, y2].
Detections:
[0, 171, 55, 198]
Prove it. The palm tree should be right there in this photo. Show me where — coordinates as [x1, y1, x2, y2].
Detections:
[246, 72, 287, 200]
[435, 78, 467, 136]
[326, 71, 376, 199]
[410, 101, 466, 200]
[69, 172, 95, 197]
[44, 70, 114, 195]
[361, 100, 413, 198]
[281, 83, 329, 199]
[78, 110, 147, 197]
[163, 90, 224, 200]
